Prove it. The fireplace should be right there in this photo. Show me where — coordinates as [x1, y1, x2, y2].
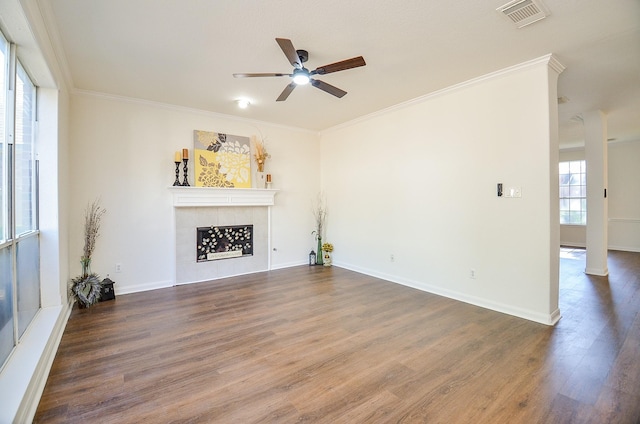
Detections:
[171, 187, 277, 285]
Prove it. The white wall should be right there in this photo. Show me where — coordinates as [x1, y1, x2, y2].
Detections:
[608, 140, 640, 251]
[559, 141, 640, 251]
[68, 93, 320, 294]
[320, 57, 562, 324]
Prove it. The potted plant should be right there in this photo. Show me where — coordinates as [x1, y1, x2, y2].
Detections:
[322, 243, 333, 266]
[70, 199, 106, 308]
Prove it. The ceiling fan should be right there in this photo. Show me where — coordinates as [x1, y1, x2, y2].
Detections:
[233, 38, 366, 102]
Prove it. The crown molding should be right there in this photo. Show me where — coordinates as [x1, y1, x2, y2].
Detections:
[322, 54, 565, 135]
[73, 89, 318, 136]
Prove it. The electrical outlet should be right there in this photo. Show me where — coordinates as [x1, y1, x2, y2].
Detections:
[470, 269, 476, 279]
[115, 263, 122, 273]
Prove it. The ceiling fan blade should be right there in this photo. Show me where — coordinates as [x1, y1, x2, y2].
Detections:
[276, 38, 302, 69]
[233, 72, 290, 78]
[276, 82, 296, 102]
[311, 79, 347, 98]
[311, 56, 366, 75]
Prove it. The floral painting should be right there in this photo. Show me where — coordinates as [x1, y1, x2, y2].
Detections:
[194, 130, 251, 188]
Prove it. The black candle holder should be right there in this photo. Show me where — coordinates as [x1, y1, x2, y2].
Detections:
[181, 158, 190, 186]
[173, 161, 181, 186]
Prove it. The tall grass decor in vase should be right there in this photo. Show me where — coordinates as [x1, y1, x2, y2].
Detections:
[312, 193, 327, 265]
[253, 135, 271, 188]
[70, 199, 106, 308]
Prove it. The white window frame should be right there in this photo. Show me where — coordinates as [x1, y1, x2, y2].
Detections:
[559, 160, 586, 225]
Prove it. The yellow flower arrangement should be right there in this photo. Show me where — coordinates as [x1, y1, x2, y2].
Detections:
[322, 243, 333, 252]
[253, 136, 270, 172]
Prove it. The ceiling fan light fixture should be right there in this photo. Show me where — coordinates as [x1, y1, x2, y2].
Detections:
[292, 70, 310, 85]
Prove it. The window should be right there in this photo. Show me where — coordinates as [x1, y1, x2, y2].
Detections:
[0, 34, 40, 370]
[0, 33, 6, 242]
[559, 160, 586, 225]
[15, 62, 37, 236]
[0, 30, 11, 369]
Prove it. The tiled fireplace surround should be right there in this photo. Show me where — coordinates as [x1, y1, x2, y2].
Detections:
[171, 188, 278, 285]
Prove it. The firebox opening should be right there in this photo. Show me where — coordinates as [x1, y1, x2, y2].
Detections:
[196, 225, 253, 262]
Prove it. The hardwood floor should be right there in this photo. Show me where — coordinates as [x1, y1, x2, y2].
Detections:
[35, 250, 640, 423]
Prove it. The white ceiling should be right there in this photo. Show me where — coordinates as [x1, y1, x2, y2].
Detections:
[37, 0, 640, 147]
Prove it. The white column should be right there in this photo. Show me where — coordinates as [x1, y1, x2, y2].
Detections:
[583, 110, 608, 276]
[546, 57, 564, 324]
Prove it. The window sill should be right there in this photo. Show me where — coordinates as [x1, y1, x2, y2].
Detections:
[0, 304, 68, 423]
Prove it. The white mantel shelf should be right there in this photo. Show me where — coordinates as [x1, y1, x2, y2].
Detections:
[169, 187, 278, 207]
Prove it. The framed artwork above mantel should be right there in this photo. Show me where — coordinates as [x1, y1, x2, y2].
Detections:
[193, 130, 252, 188]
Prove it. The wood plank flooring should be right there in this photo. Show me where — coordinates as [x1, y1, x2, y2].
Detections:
[35, 250, 640, 423]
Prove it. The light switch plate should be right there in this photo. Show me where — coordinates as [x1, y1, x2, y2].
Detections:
[503, 187, 522, 198]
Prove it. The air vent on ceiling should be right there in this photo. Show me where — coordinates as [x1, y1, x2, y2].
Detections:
[497, 0, 550, 28]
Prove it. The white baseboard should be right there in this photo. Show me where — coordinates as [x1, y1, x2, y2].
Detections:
[271, 260, 307, 270]
[115, 279, 173, 295]
[548, 308, 562, 325]
[585, 267, 609, 276]
[333, 261, 560, 326]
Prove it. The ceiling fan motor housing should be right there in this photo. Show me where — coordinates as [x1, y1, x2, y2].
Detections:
[296, 49, 309, 63]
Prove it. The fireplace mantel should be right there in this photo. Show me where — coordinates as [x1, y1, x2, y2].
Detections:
[169, 187, 278, 207]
